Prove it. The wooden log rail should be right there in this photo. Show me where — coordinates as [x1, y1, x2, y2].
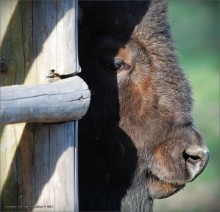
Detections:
[0, 1, 83, 211]
[0, 76, 91, 124]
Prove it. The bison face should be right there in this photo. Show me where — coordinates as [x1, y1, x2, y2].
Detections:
[80, 34, 209, 199]
[78, 0, 209, 209]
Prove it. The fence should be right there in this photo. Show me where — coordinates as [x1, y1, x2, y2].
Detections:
[0, 0, 89, 211]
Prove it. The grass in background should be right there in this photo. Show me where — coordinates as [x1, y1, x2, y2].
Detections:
[154, 0, 220, 211]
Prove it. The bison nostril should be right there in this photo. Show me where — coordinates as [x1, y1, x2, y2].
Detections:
[183, 151, 200, 164]
[183, 147, 209, 180]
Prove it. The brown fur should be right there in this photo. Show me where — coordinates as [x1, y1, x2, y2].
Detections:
[78, 1, 209, 211]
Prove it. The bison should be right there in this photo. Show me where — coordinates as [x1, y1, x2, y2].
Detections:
[78, 0, 209, 211]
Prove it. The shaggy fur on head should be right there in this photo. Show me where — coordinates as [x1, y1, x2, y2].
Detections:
[78, 0, 208, 211]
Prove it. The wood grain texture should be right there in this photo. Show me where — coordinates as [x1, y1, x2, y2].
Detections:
[0, 76, 90, 124]
[0, 0, 82, 211]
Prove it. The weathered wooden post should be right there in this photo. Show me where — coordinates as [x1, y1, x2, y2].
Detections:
[0, 0, 88, 211]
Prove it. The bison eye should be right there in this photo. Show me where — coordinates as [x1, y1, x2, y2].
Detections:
[104, 58, 124, 71]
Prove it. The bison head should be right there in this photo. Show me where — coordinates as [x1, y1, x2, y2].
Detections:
[78, 0, 209, 210]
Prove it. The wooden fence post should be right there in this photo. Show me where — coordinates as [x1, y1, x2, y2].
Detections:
[0, 0, 83, 211]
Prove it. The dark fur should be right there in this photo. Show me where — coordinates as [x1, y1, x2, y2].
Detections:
[78, 1, 208, 211]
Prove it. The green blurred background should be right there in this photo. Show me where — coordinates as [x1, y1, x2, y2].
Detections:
[154, 0, 220, 211]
